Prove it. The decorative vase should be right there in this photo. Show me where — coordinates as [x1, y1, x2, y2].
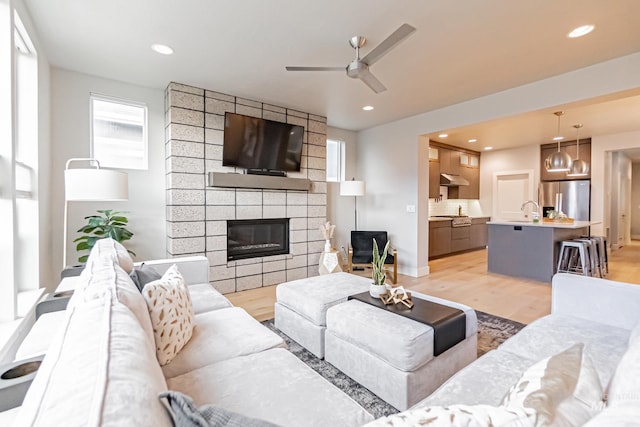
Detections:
[369, 283, 387, 299]
[324, 240, 332, 252]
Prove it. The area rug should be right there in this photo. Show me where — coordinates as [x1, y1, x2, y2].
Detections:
[262, 310, 525, 418]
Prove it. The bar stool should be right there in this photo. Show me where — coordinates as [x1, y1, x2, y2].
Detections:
[575, 238, 600, 278]
[591, 236, 608, 277]
[557, 240, 590, 276]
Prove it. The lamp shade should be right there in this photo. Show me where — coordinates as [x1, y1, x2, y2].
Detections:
[566, 159, 589, 177]
[545, 151, 572, 172]
[65, 168, 128, 201]
[340, 180, 365, 197]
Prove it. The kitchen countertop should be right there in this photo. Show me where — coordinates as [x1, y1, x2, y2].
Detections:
[429, 216, 490, 221]
[487, 220, 600, 229]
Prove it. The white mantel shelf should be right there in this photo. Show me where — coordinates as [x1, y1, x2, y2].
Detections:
[207, 172, 311, 191]
[487, 220, 600, 229]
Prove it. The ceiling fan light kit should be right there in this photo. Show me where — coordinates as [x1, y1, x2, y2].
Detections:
[285, 23, 416, 94]
[545, 111, 572, 172]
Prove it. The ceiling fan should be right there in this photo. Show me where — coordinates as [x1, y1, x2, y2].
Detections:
[285, 23, 416, 94]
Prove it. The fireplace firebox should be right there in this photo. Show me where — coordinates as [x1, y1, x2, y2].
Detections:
[227, 218, 290, 261]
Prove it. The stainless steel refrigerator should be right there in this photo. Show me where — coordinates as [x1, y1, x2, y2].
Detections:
[539, 180, 591, 221]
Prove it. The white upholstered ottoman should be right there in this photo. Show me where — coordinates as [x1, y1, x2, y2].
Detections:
[324, 293, 478, 411]
[274, 272, 370, 358]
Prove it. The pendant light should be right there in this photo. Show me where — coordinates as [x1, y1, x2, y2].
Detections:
[566, 124, 589, 177]
[544, 111, 573, 172]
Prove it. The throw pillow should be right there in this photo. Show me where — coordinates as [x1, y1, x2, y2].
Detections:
[142, 264, 194, 365]
[502, 343, 599, 427]
[129, 263, 162, 292]
[606, 334, 640, 407]
[159, 391, 280, 427]
[363, 404, 535, 427]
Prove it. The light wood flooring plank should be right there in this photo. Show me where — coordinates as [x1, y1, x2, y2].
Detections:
[226, 241, 640, 325]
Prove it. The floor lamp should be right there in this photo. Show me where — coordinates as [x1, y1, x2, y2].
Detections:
[63, 158, 129, 267]
[340, 179, 366, 231]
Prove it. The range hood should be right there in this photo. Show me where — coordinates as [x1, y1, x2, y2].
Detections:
[440, 173, 470, 186]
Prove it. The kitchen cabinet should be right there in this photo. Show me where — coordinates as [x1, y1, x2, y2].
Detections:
[429, 141, 481, 200]
[458, 159, 480, 199]
[450, 226, 471, 252]
[540, 139, 591, 181]
[470, 217, 488, 247]
[429, 158, 441, 198]
[428, 220, 451, 257]
[428, 217, 489, 259]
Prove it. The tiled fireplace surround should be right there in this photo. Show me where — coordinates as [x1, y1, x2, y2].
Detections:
[165, 83, 327, 294]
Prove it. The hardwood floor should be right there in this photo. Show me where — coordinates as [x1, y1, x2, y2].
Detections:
[226, 241, 640, 325]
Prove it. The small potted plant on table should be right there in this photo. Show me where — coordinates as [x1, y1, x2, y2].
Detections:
[370, 238, 390, 298]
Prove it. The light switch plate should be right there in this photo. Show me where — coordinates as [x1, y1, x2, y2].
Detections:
[406, 205, 416, 213]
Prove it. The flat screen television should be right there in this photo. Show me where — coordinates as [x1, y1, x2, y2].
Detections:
[222, 112, 304, 173]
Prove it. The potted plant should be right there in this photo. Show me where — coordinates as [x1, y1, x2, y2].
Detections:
[370, 238, 390, 298]
[74, 209, 135, 263]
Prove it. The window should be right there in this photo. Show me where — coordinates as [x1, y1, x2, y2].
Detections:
[326, 139, 345, 182]
[0, 7, 41, 328]
[90, 94, 148, 170]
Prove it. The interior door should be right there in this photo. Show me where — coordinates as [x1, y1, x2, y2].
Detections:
[492, 170, 534, 221]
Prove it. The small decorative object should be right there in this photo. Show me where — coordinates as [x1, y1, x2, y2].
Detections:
[74, 209, 135, 263]
[380, 286, 414, 309]
[370, 237, 390, 298]
[319, 221, 336, 252]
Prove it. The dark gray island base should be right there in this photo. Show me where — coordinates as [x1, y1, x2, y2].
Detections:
[487, 221, 591, 283]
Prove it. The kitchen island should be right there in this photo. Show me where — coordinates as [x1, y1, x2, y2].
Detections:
[487, 220, 597, 283]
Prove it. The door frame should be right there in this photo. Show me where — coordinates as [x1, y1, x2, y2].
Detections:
[492, 169, 535, 220]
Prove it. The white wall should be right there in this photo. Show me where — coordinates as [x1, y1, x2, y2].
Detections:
[51, 69, 165, 277]
[479, 144, 540, 217]
[356, 52, 640, 277]
[631, 163, 640, 239]
[591, 130, 640, 240]
[326, 126, 358, 259]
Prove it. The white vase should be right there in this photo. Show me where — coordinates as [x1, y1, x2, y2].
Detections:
[324, 240, 332, 252]
[369, 283, 387, 299]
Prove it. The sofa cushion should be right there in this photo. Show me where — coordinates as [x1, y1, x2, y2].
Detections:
[162, 307, 285, 379]
[85, 238, 134, 274]
[606, 337, 640, 408]
[15, 310, 68, 360]
[188, 283, 233, 314]
[497, 314, 630, 387]
[364, 404, 534, 427]
[502, 343, 606, 426]
[415, 350, 537, 408]
[166, 348, 374, 427]
[15, 294, 171, 427]
[129, 262, 162, 292]
[160, 391, 279, 427]
[143, 265, 195, 366]
[80, 251, 156, 346]
[276, 272, 370, 326]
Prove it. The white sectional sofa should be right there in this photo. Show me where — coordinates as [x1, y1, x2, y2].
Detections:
[12, 239, 373, 426]
[379, 273, 640, 425]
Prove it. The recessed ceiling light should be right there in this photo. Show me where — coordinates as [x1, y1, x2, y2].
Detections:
[151, 44, 174, 55]
[484, 146, 493, 151]
[438, 133, 448, 138]
[468, 138, 477, 143]
[568, 25, 595, 38]
[362, 105, 374, 111]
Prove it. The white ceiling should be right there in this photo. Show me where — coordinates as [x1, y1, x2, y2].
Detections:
[24, 0, 640, 148]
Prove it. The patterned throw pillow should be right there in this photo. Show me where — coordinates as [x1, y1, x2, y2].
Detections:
[142, 264, 195, 365]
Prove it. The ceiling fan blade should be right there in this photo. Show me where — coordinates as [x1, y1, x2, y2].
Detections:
[361, 23, 416, 66]
[285, 66, 344, 71]
[358, 69, 386, 94]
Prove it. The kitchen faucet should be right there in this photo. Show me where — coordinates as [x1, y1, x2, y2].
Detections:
[521, 200, 540, 221]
